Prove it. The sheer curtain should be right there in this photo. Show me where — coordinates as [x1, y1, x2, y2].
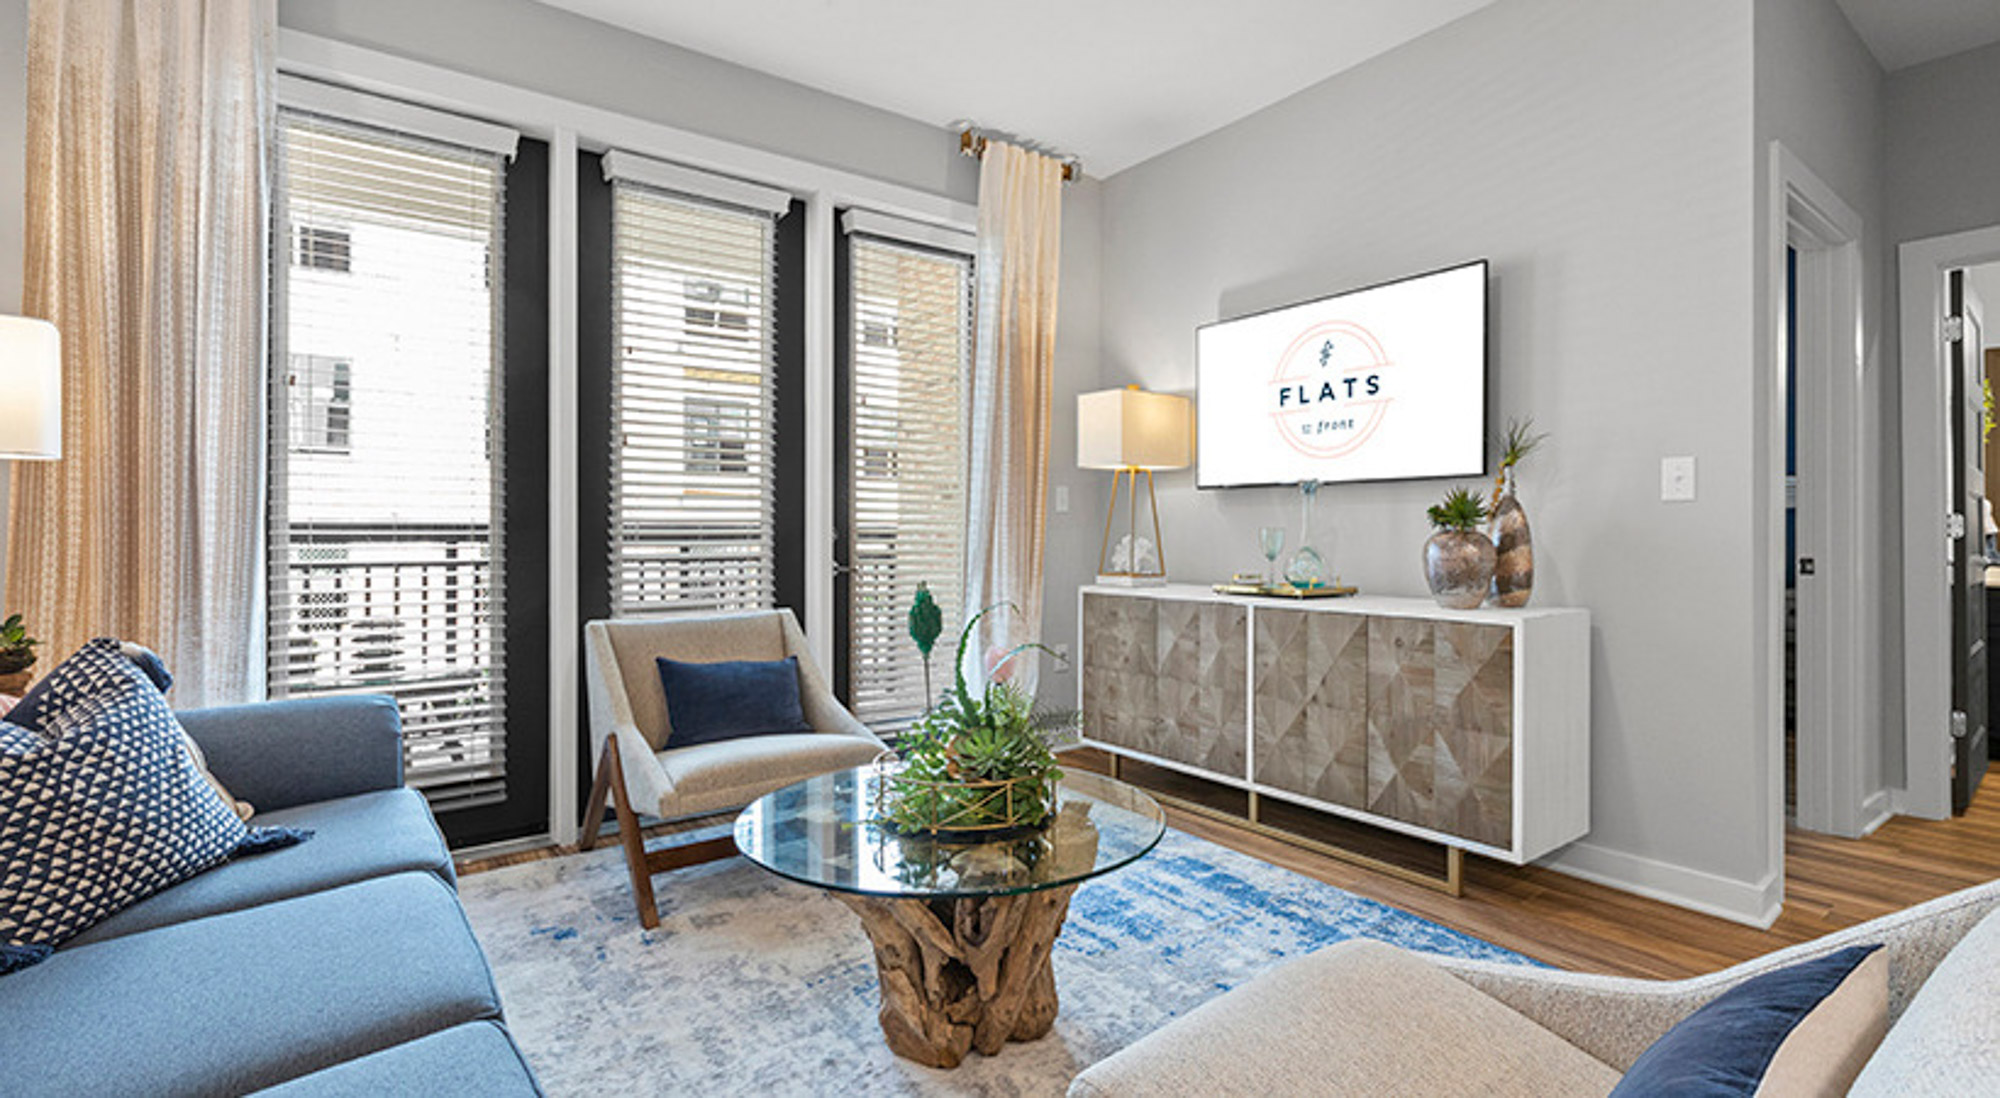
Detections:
[7, 0, 273, 705]
[962, 141, 1064, 697]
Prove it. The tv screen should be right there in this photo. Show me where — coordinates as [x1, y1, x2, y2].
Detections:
[1196, 260, 1487, 488]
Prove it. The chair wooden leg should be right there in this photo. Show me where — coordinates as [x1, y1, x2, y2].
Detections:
[578, 736, 615, 853]
[585, 733, 663, 929]
[609, 741, 662, 929]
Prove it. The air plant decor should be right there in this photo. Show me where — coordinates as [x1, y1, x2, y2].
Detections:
[908, 582, 943, 711]
[1424, 486, 1496, 610]
[1488, 416, 1548, 608]
[879, 601, 1078, 838]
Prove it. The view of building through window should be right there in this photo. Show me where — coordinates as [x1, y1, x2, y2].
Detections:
[846, 234, 974, 731]
[268, 112, 512, 813]
[608, 185, 779, 616]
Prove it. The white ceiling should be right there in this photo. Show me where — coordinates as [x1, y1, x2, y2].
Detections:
[1833, 0, 2000, 70]
[533, 0, 1499, 178]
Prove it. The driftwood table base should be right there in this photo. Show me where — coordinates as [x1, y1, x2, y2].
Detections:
[835, 885, 1079, 1069]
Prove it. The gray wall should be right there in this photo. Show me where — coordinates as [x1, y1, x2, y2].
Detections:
[1082, 0, 1773, 917]
[1752, 0, 1898, 799]
[1886, 38, 2000, 247]
[277, 0, 979, 205]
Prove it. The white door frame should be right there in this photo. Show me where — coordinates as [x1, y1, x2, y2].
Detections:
[1900, 224, 2000, 819]
[1768, 143, 1873, 838]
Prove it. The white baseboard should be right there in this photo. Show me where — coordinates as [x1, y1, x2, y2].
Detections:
[1545, 841, 1783, 929]
[451, 832, 555, 864]
[1857, 789, 1894, 837]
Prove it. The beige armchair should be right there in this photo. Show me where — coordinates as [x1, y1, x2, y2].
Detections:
[579, 609, 885, 927]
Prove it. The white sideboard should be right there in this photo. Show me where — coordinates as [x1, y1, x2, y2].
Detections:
[1077, 584, 1589, 866]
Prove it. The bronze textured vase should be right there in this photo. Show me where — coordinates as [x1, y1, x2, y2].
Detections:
[1425, 530, 1496, 610]
[1490, 471, 1534, 608]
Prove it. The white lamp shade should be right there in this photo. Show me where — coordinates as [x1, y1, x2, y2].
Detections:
[0, 316, 61, 460]
[1077, 386, 1192, 470]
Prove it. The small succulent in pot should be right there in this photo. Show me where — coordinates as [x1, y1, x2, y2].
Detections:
[0, 614, 40, 676]
[1424, 487, 1496, 610]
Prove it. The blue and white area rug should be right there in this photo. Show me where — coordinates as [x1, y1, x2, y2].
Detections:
[459, 827, 1534, 1097]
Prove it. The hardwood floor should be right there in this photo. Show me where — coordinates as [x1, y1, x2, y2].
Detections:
[461, 759, 2000, 981]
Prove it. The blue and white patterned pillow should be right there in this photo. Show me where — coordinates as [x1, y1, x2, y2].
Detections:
[0, 641, 307, 974]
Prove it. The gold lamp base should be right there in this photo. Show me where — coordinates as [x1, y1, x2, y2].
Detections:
[1098, 466, 1168, 584]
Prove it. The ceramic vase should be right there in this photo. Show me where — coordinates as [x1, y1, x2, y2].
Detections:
[1489, 468, 1534, 608]
[1425, 529, 1495, 610]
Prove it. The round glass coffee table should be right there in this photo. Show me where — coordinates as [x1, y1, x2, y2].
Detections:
[734, 765, 1166, 1068]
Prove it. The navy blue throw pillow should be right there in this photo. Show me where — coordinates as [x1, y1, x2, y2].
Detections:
[1611, 944, 1885, 1097]
[7, 639, 173, 732]
[656, 656, 813, 747]
[0, 641, 310, 975]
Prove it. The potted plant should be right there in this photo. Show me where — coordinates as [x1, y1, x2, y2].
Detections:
[879, 601, 1077, 838]
[0, 614, 41, 694]
[1488, 417, 1548, 607]
[1425, 487, 1495, 610]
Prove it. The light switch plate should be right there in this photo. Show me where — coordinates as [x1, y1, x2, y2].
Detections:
[1661, 456, 1696, 502]
[1054, 485, 1071, 513]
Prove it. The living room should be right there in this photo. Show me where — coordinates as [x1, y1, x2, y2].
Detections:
[2, 0, 1998, 1094]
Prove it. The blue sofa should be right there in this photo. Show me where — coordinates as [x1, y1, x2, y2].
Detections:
[0, 696, 542, 1097]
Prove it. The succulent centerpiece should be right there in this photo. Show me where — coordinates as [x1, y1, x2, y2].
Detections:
[1424, 487, 1495, 610]
[878, 601, 1077, 839]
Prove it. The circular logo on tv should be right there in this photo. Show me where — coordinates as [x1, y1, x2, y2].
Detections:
[1269, 321, 1393, 460]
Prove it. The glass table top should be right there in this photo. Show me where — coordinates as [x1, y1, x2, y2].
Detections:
[733, 765, 1166, 900]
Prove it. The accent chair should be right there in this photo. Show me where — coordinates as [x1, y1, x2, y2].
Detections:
[579, 609, 885, 927]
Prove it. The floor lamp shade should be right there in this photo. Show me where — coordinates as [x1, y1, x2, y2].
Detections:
[1077, 386, 1191, 584]
[0, 317, 61, 460]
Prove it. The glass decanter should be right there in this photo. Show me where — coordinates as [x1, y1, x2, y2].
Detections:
[1284, 480, 1326, 588]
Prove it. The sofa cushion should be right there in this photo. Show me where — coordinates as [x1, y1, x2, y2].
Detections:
[249, 1021, 542, 1097]
[0, 657, 305, 972]
[1067, 938, 1620, 1098]
[1611, 944, 1886, 1097]
[656, 655, 813, 747]
[0, 872, 501, 1097]
[655, 731, 885, 817]
[66, 788, 453, 948]
[1850, 907, 2000, 1096]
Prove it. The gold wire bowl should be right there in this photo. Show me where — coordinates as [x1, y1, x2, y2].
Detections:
[871, 750, 1058, 841]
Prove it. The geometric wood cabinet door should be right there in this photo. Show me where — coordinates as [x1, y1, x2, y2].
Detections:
[1366, 618, 1514, 849]
[1253, 607, 1368, 810]
[1080, 592, 1246, 776]
[1081, 584, 1588, 866]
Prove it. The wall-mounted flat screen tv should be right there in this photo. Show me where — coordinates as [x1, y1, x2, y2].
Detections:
[1196, 259, 1487, 488]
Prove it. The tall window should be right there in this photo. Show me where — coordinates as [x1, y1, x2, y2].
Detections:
[845, 231, 975, 730]
[269, 110, 511, 813]
[609, 177, 781, 615]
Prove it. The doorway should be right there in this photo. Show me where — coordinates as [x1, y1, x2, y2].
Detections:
[1899, 227, 2000, 818]
[1771, 143, 1875, 841]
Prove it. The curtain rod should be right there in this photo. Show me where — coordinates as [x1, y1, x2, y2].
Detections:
[958, 130, 1080, 183]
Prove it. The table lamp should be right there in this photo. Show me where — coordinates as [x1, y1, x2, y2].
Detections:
[1078, 385, 1192, 585]
[0, 316, 61, 460]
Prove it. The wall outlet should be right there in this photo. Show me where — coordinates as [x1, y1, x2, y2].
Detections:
[1051, 643, 1071, 667]
[1661, 456, 1696, 502]
[1054, 484, 1070, 513]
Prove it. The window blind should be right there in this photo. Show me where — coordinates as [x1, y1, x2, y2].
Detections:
[845, 231, 976, 731]
[609, 177, 783, 615]
[269, 108, 512, 813]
